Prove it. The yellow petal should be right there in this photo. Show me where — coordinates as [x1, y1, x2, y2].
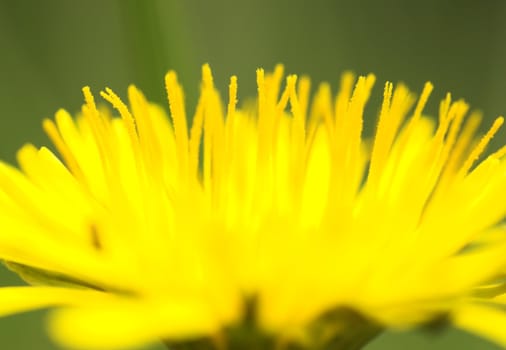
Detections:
[0, 286, 111, 317]
[48, 298, 220, 350]
[452, 303, 506, 347]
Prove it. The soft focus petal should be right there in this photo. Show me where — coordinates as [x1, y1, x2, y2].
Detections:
[48, 298, 220, 350]
[452, 303, 506, 348]
[0, 286, 111, 317]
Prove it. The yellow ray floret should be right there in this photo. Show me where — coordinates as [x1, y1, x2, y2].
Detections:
[0, 64, 506, 349]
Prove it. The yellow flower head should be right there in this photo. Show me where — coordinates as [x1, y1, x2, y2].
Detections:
[1, 64, 506, 350]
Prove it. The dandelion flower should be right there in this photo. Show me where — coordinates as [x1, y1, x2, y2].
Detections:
[1, 64, 506, 350]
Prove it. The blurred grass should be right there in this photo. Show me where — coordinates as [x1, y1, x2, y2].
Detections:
[0, 0, 506, 348]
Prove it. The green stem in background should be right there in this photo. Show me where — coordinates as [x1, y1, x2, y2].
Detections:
[118, 0, 196, 106]
[162, 307, 382, 350]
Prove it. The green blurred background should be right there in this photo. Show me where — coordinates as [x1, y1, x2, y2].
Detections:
[0, 0, 505, 348]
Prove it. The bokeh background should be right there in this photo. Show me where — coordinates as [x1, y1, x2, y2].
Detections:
[0, 0, 505, 348]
